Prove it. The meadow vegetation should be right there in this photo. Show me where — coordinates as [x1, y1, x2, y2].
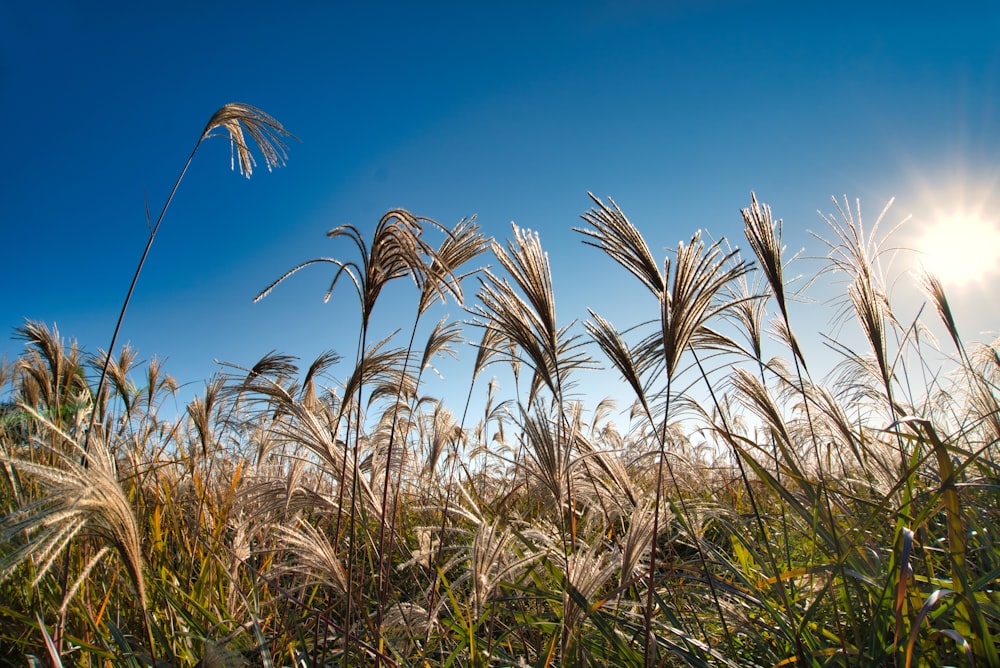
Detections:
[1, 106, 998, 666]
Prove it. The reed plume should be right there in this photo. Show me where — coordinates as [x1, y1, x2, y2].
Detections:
[90, 104, 293, 458]
[0, 405, 151, 647]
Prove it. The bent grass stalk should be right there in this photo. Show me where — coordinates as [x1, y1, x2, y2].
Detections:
[87, 104, 293, 457]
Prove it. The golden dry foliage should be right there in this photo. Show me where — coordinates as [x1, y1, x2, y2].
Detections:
[2, 180, 998, 667]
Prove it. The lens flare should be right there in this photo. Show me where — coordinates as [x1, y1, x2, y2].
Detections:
[916, 214, 1000, 288]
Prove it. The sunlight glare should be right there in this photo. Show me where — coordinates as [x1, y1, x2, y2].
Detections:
[916, 213, 1000, 288]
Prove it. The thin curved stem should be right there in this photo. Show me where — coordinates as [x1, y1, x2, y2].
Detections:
[84, 139, 202, 456]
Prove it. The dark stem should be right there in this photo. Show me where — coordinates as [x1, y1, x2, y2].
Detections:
[84, 139, 202, 457]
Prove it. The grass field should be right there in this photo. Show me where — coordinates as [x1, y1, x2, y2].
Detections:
[1, 106, 997, 667]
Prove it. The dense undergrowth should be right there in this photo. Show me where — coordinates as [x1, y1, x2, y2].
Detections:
[1, 106, 998, 667]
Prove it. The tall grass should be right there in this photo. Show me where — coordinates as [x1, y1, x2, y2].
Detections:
[1, 112, 997, 665]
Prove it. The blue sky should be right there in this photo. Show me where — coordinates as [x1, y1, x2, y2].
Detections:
[2, 2, 999, 412]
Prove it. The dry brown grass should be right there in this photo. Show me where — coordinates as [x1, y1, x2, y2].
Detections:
[1, 187, 997, 667]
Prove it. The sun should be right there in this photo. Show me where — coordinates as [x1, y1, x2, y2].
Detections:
[915, 213, 1000, 288]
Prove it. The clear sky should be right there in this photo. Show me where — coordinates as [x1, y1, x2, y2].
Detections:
[2, 2, 999, 413]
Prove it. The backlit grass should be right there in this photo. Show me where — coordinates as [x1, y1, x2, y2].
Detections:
[1, 107, 997, 667]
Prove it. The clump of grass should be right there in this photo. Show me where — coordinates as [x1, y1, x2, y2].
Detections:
[1, 116, 997, 667]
